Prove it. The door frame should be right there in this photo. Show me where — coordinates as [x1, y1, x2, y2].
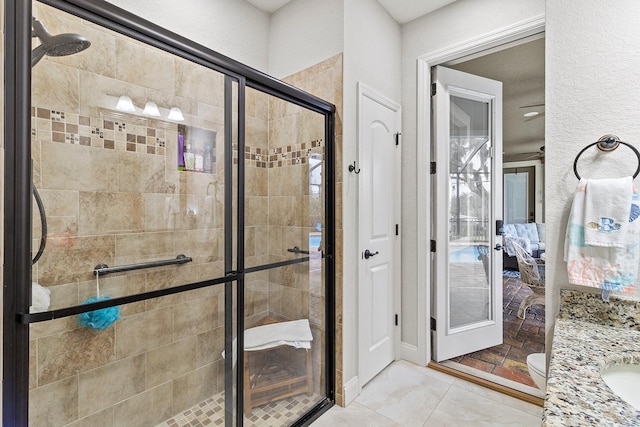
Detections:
[356, 82, 402, 389]
[414, 15, 545, 365]
[503, 160, 544, 223]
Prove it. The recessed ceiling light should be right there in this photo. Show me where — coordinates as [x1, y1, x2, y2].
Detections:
[523, 111, 539, 118]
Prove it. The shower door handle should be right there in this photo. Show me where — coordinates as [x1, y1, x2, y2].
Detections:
[494, 244, 503, 251]
[364, 249, 379, 259]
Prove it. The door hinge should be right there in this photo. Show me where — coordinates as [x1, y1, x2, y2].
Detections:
[430, 317, 436, 331]
[430, 162, 436, 174]
[395, 314, 398, 326]
[395, 132, 402, 146]
[431, 82, 437, 96]
[395, 224, 399, 236]
[430, 240, 436, 252]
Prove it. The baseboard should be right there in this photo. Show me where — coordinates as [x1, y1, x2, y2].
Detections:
[427, 361, 544, 407]
[399, 341, 423, 365]
[342, 376, 360, 406]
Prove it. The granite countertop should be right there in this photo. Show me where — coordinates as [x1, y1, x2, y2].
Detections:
[543, 290, 640, 426]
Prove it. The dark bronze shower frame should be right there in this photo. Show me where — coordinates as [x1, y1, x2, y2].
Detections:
[3, 1, 336, 425]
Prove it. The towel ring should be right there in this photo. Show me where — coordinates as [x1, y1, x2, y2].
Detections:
[573, 134, 640, 180]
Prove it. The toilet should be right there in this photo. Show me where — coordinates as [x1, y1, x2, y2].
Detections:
[526, 353, 547, 391]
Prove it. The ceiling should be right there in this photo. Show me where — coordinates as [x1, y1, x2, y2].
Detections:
[246, 0, 457, 23]
[450, 38, 545, 162]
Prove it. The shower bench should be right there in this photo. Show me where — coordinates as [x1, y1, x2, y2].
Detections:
[243, 315, 313, 415]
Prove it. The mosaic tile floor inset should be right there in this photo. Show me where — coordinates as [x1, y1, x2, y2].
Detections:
[156, 391, 322, 427]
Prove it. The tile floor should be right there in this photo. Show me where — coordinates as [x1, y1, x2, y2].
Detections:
[450, 276, 545, 388]
[312, 361, 542, 426]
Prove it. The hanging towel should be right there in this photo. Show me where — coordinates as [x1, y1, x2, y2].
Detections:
[565, 179, 640, 294]
[583, 176, 633, 247]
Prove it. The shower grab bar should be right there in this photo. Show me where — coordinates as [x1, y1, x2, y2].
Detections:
[287, 246, 310, 255]
[93, 254, 192, 276]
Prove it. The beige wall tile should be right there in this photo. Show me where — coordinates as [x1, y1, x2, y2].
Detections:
[113, 382, 173, 426]
[174, 295, 219, 339]
[78, 354, 145, 418]
[146, 336, 197, 388]
[29, 376, 78, 426]
[175, 58, 224, 107]
[41, 141, 119, 191]
[195, 326, 224, 368]
[66, 408, 114, 427]
[78, 274, 146, 317]
[174, 229, 223, 265]
[246, 166, 268, 197]
[29, 340, 37, 390]
[114, 231, 174, 266]
[78, 191, 144, 235]
[245, 196, 269, 227]
[38, 189, 79, 217]
[115, 38, 175, 93]
[268, 196, 301, 227]
[117, 151, 168, 194]
[268, 166, 303, 197]
[116, 308, 173, 359]
[32, 61, 80, 113]
[172, 363, 218, 413]
[38, 326, 115, 386]
[37, 235, 115, 286]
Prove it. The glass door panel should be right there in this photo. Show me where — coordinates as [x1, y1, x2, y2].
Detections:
[448, 95, 492, 329]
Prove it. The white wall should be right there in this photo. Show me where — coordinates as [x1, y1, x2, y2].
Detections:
[106, 0, 270, 71]
[401, 0, 545, 360]
[268, 0, 344, 79]
[545, 0, 640, 343]
[342, 0, 401, 401]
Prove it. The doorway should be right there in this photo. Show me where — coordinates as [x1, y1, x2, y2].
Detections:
[430, 37, 546, 396]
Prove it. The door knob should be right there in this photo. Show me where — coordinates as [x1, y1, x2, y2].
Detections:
[364, 249, 379, 259]
[494, 244, 503, 251]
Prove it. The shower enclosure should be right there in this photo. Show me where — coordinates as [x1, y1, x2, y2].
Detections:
[3, 0, 335, 425]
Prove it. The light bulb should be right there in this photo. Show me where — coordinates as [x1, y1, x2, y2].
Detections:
[115, 95, 136, 112]
[143, 101, 161, 117]
[167, 107, 185, 121]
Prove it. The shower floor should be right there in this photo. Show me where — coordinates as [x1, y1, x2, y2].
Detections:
[156, 391, 321, 427]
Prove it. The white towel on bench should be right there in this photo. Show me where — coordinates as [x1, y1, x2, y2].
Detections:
[222, 319, 313, 363]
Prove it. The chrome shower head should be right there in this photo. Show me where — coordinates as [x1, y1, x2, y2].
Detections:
[31, 17, 91, 67]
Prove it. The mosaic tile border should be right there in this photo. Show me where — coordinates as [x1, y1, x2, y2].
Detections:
[32, 106, 168, 156]
[156, 391, 321, 427]
[234, 139, 325, 168]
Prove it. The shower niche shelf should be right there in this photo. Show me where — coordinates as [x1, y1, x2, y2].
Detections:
[178, 124, 217, 174]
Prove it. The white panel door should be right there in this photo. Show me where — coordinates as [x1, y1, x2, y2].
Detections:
[358, 83, 401, 386]
[432, 66, 503, 362]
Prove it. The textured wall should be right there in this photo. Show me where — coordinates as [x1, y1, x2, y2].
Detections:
[545, 0, 640, 345]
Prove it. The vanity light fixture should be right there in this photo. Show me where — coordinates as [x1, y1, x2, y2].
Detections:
[115, 95, 136, 112]
[523, 111, 539, 118]
[142, 101, 161, 117]
[167, 107, 185, 121]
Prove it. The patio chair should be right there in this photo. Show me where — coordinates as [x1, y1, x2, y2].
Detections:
[510, 240, 545, 319]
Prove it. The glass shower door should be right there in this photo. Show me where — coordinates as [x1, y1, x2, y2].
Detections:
[27, 2, 239, 425]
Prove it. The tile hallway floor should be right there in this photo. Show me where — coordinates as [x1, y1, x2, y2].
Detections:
[450, 276, 546, 388]
[311, 361, 542, 426]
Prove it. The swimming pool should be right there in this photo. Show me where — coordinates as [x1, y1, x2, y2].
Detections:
[449, 245, 482, 263]
[309, 234, 321, 247]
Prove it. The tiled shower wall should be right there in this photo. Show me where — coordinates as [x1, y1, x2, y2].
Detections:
[27, 2, 342, 426]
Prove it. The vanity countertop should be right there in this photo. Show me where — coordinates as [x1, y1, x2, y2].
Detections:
[544, 290, 640, 426]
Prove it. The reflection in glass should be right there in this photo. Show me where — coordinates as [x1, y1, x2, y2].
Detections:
[448, 95, 493, 329]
